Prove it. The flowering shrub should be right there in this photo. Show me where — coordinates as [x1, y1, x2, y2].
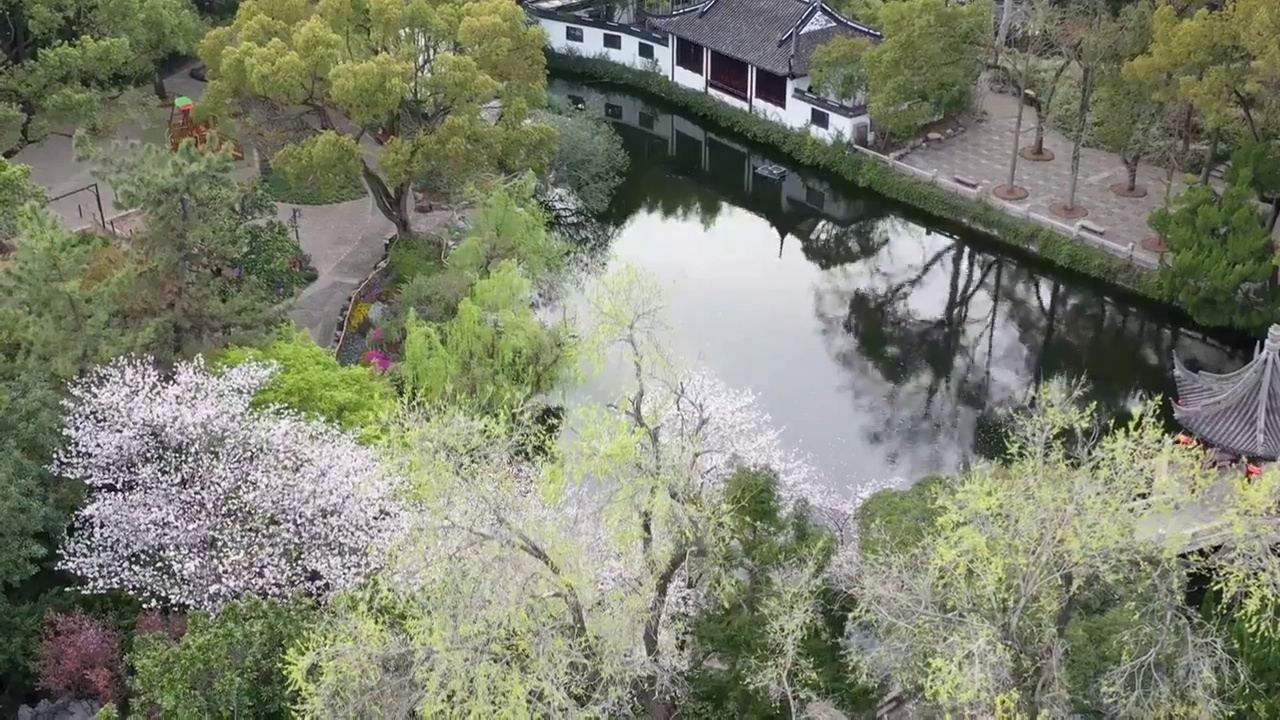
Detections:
[35, 611, 124, 704]
[361, 349, 391, 372]
[56, 357, 407, 610]
[349, 302, 372, 330]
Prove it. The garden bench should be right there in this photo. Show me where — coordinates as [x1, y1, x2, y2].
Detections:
[1077, 220, 1107, 237]
[953, 175, 981, 190]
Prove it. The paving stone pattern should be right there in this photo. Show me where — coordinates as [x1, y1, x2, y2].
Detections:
[899, 92, 1183, 268]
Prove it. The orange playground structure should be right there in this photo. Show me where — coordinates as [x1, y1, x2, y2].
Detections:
[167, 96, 244, 160]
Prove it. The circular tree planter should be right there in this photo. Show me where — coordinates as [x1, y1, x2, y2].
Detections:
[993, 184, 1029, 201]
[1020, 146, 1055, 162]
[1049, 201, 1088, 219]
[1140, 236, 1169, 253]
[1109, 182, 1148, 198]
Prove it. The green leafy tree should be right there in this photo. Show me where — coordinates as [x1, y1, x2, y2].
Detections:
[1055, 0, 1152, 214]
[0, 158, 46, 242]
[1150, 177, 1277, 329]
[536, 108, 629, 219]
[93, 0, 204, 99]
[1124, 3, 1235, 183]
[0, 209, 144, 380]
[1092, 67, 1173, 195]
[131, 598, 315, 718]
[809, 36, 871, 107]
[0, 33, 134, 157]
[287, 269, 868, 718]
[398, 261, 574, 413]
[0, 375, 78, 593]
[850, 379, 1280, 716]
[857, 0, 990, 144]
[855, 474, 949, 558]
[381, 181, 566, 337]
[0, 0, 204, 155]
[216, 329, 397, 439]
[683, 467, 879, 718]
[79, 138, 285, 360]
[1228, 141, 1280, 234]
[199, 0, 557, 236]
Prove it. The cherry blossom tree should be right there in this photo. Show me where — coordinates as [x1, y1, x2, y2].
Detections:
[55, 357, 406, 611]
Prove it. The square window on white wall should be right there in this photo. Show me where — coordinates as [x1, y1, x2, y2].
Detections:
[604, 33, 621, 49]
[639, 42, 654, 59]
[566, 26, 584, 43]
[810, 108, 829, 129]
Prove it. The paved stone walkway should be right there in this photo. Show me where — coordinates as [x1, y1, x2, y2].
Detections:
[900, 92, 1186, 267]
[12, 64, 417, 347]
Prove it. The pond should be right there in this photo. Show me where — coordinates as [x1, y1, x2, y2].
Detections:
[550, 77, 1251, 496]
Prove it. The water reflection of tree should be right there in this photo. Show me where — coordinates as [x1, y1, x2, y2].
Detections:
[814, 231, 1009, 473]
[799, 214, 893, 270]
[813, 225, 1243, 473]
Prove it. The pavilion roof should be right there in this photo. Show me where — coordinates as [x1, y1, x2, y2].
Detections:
[1173, 324, 1280, 460]
[650, 0, 881, 77]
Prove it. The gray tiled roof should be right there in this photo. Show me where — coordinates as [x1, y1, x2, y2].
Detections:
[1172, 324, 1280, 460]
[650, 0, 881, 77]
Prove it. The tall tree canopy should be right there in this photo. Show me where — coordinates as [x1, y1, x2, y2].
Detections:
[0, 0, 201, 155]
[861, 0, 988, 143]
[199, 0, 557, 235]
[1149, 177, 1278, 329]
[79, 139, 291, 361]
[811, 0, 989, 144]
[853, 380, 1280, 716]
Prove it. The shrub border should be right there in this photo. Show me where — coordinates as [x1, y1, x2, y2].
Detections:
[546, 52, 1180, 311]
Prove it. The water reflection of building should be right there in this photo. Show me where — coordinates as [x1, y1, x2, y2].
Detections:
[549, 77, 865, 244]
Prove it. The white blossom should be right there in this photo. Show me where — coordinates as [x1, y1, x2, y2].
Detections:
[55, 356, 406, 611]
[637, 365, 898, 584]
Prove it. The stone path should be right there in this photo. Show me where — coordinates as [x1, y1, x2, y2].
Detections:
[12, 64, 415, 347]
[900, 92, 1186, 267]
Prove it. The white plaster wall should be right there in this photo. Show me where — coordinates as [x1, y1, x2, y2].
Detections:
[673, 64, 705, 92]
[537, 17, 670, 76]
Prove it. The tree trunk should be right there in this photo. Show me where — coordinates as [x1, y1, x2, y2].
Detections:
[1268, 198, 1280, 236]
[996, 0, 1014, 56]
[1065, 67, 1094, 210]
[1199, 128, 1219, 186]
[1033, 113, 1047, 156]
[362, 161, 411, 237]
[1178, 102, 1193, 173]
[1125, 157, 1139, 193]
[153, 69, 168, 100]
[1005, 55, 1030, 190]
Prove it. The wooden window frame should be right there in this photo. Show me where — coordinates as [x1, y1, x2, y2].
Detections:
[755, 69, 788, 109]
[676, 37, 704, 74]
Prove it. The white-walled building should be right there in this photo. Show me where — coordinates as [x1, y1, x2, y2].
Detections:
[529, 0, 881, 146]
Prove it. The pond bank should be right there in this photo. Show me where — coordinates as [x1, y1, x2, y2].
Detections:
[544, 53, 1229, 332]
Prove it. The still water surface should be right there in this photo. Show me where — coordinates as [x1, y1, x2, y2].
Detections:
[551, 78, 1248, 495]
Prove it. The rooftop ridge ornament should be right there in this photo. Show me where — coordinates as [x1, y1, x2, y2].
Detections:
[1172, 323, 1280, 461]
